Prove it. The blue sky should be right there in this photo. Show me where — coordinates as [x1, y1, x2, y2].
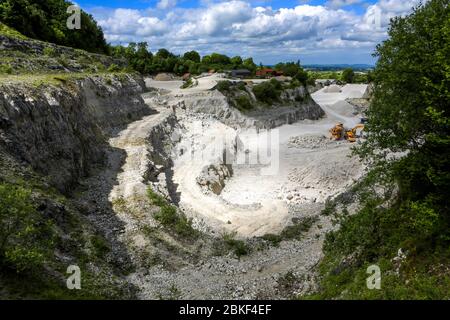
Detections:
[74, 0, 420, 64]
[76, 0, 378, 11]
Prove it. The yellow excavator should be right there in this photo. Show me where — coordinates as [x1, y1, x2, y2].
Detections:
[329, 123, 365, 143]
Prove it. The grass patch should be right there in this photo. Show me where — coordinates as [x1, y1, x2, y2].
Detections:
[43, 47, 56, 57]
[261, 216, 318, 246]
[0, 22, 27, 40]
[0, 64, 13, 75]
[90, 235, 110, 258]
[147, 187, 198, 239]
[213, 232, 249, 258]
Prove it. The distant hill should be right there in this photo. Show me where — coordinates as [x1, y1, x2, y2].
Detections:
[303, 64, 374, 72]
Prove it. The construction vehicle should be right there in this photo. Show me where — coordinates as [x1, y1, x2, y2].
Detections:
[329, 122, 345, 140]
[329, 123, 365, 142]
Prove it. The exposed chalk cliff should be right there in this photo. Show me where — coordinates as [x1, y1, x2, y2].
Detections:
[0, 74, 151, 193]
[179, 85, 324, 130]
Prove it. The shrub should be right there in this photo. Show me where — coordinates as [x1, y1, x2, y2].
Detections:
[57, 54, 69, 68]
[154, 205, 178, 226]
[215, 80, 232, 92]
[236, 81, 247, 91]
[147, 188, 168, 207]
[269, 78, 282, 90]
[222, 232, 249, 257]
[181, 77, 193, 89]
[235, 95, 253, 111]
[341, 68, 355, 83]
[43, 47, 56, 57]
[295, 69, 309, 85]
[252, 80, 281, 104]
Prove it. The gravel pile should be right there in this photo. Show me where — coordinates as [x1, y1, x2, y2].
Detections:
[288, 134, 337, 149]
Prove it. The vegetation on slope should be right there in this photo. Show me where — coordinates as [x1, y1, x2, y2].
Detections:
[0, 22, 27, 39]
[0, 0, 108, 54]
[308, 0, 450, 299]
[0, 163, 135, 299]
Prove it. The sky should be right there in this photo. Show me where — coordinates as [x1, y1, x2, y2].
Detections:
[74, 0, 423, 65]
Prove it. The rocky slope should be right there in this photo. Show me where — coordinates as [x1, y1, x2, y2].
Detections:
[0, 74, 150, 193]
[0, 73, 155, 299]
[209, 83, 325, 129]
[0, 32, 125, 74]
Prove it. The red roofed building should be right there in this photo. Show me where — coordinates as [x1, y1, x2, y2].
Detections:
[256, 68, 284, 78]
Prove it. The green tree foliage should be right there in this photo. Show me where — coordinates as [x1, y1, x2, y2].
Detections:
[275, 61, 302, 76]
[183, 50, 200, 63]
[252, 79, 282, 104]
[0, 184, 55, 272]
[312, 0, 450, 299]
[242, 58, 257, 72]
[342, 68, 355, 83]
[230, 56, 243, 68]
[0, 0, 108, 53]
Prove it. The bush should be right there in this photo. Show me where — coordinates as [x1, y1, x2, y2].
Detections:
[236, 81, 247, 91]
[295, 69, 309, 85]
[43, 47, 56, 57]
[181, 77, 193, 89]
[215, 80, 232, 92]
[90, 235, 110, 258]
[222, 232, 249, 257]
[341, 68, 355, 83]
[154, 205, 178, 226]
[235, 95, 253, 111]
[252, 80, 281, 104]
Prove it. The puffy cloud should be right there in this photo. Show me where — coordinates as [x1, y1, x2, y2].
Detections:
[156, 0, 177, 10]
[91, 0, 422, 63]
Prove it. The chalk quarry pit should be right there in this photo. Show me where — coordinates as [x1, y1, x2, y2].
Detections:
[119, 75, 369, 238]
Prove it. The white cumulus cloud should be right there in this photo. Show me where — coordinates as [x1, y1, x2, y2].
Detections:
[90, 0, 423, 63]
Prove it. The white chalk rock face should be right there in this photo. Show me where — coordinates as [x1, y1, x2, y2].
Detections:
[196, 163, 233, 195]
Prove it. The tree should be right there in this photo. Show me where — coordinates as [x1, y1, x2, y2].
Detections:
[355, 0, 450, 253]
[243, 58, 257, 72]
[311, 0, 450, 299]
[183, 50, 201, 63]
[155, 48, 173, 59]
[252, 80, 281, 103]
[342, 68, 355, 83]
[209, 53, 231, 65]
[0, 0, 108, 53]
[275, 62, 301, 76]
[295, 68, 309, 85]
[231, 56, 243, 67]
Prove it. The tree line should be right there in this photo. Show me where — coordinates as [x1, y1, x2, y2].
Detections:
[0, 0, 317, 80]
[0, 0, 108, 54]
